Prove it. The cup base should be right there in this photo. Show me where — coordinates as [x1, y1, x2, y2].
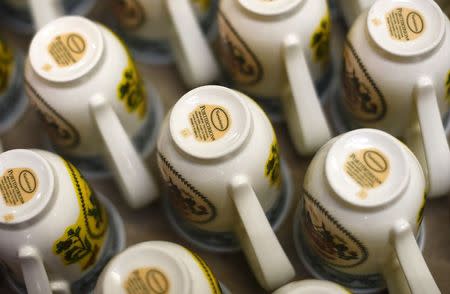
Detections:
[43, 77, 164, 180]
[292, 205, 426, 294]
[163, 159, 294, 253]
[0, 0, 97, 35]
[0, 191, 126, 294]
[0, 51, 29, 135]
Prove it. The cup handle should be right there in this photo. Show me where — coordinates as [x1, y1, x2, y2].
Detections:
[386, 220, 440, 293]
[413, 77, 450, 197]
[282, 34, 332, 155]
[18, 246, 52, 294]
[383, 251, 413, 294]
[228, 175, 295, 291]
[165, 0, 220, 87]
[28, 0, 63, 30]
[89, 94, 159, 209]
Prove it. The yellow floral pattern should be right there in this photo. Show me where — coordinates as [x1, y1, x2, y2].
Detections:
[0, 38, 14, 94]
[310, 11, 331, 64]
[265, 137, 281, 187]
[105, 25, 148, 119]
[117, 57, 147, 119]
[53, 159, 108, 271]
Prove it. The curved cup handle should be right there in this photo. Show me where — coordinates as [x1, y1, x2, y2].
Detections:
[18, 246, 52, 294]
[413, 77, 450, 197]
[28, 0, 63, 30]
[165, 0, 220, 88]
[89, 94, 159, 209]
[282, 34, 332, 156]
[387, 220, 440, 294]
[228, 176, 295, 291]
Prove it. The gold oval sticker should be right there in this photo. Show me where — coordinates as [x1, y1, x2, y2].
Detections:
[0, 168, 38, 207]
[344, 148, 390, 194]
[188, 104, 231, 143]
[385, 7, 425, 42]
[124, 268, 170, 294]
[48, 33, 87, 68]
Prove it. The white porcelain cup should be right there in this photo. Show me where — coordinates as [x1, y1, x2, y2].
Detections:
[0, 36, 29, 153]
[217, 0, 333, 155]
[157, 85, 295, 291]
[338, 0, 450, 198]
[336, 0, 376, 27]
[0, 149, 115, 294]
[293, 128, 439, 293]
[273, 280, 350, 294]
[111, 0, 220, 88]
[24, 16, 159, 209]
[95, 241, 225, 294]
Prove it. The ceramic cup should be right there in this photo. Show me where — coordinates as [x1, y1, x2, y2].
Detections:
[24, 16, 161, 209]
[110, 0, 220, 88]
[0, 36, 29, 153]
[95, 241, 232, 294]
[273, 279, 350, 294]
[0, 149, 125, 294]
[333, 0, 450, 198]
[293, 128, 439, 293]
[216, 0, 334, 155]
[157, 85, 295, 291]
[0, 0, 97, 33]
[336, 0, 376, 27]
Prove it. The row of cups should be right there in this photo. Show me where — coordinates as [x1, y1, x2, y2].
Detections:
[0, 0, 449, 199]
[0, 125, 436, 294]
[0, 0, 448, 293]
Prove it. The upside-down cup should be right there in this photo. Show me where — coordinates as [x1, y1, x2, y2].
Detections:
[95, 241, 230, 294]
[217, 0, 334, 155]
[25, 16, 161, 209]
[157, 85, 295, 291]
[335, 0, 450, 198]
[293, 129, 439, 293]
[110, 0, 220, 87]
[0, 149, 125, 294]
